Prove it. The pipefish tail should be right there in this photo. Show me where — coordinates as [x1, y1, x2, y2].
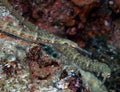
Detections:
[1, 0, 92, 56]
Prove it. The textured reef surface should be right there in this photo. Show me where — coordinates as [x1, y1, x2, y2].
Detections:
[0, 0, 120, 92]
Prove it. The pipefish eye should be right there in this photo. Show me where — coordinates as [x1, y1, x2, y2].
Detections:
[102, 72, 111, 78]
[106, 73, 111, 78]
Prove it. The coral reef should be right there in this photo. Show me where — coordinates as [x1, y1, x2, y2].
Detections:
[0, 0, 120, 92]
[26, 45, 61, 80]
[0, 39, 30, 92]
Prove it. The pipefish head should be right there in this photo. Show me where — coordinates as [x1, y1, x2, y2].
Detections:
[101, 64, 111, 84]
[102, 64, 111, 78]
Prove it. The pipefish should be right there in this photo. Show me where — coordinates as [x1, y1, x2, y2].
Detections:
[0, 0, 111, 82]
